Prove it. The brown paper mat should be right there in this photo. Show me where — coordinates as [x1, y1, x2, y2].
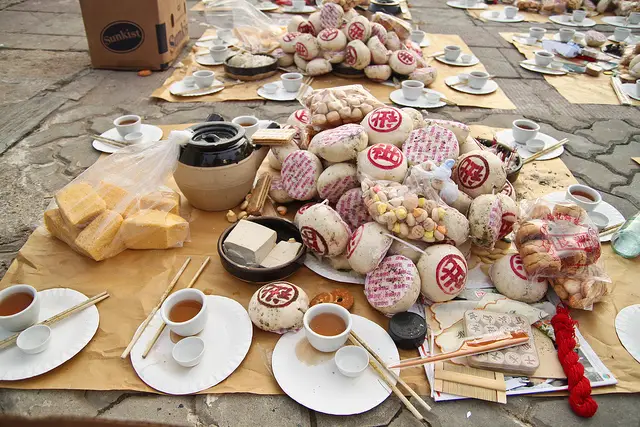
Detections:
[152, 32, 516, 109]
[1, 124, 637, 395]
[469, 6, 614, 24]
[499, 32, 639, 106]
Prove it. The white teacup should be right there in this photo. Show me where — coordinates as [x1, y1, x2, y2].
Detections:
[161, 288, 208, 337]
[303, 303, 353, 353]
[491, 10, 500, 18]
[461, 54, 472, 63]
[183, 76, 196, 87]
[524, 37, 537, 45]
[193, 70, 215, 88]
[614, 27, 631, 42]
[512, 119, 540, 144]
[0, 285, 41, 332]
[529, 27, 546, 41]
[292, 0, 305, 10]
[629, 12, 640, 25]
[402, 80, 424, 101]
[534, 50, 554, 67]
[468, 71, 489, 90]
[232, 116, 260, 139]
[410, 30, 425, 44]
[566, 184, 602, 212]
[572, 9, 587, 23]
[263, 83, 278, 94]
[558, 28, 576, 42]
[444, 45, 461, 62]
[114, 115, 142, 137]
[281, 72, 303, 92]
[425, 91, 441, 104]
[504, 6, 518, 19]
[210, 45, 229, 62]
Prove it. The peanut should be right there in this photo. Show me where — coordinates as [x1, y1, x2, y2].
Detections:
[226, 210, 238, 223]
[277, 206, 287, 216]
[238, 211, 248, 220]
[240, 200, 249, 210]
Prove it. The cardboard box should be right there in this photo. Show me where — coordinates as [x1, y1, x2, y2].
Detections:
[79, 0, 189, 71]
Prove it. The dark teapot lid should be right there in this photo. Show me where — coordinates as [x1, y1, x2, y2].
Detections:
[188, 122, 246, 150]
[181, 122, 252, 167]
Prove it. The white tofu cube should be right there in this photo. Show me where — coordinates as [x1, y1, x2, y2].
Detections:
[223, 220, 277, 266]
[260, 241, 303, 268]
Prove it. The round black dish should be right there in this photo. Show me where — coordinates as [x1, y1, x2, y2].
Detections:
[224, 54, 278, 81]
[180, 122, 252, 168]
[333, 63, 365, 79]
[369, 0, 401, 14]
[388, 312, 427, 350]
[217, 217, 306, 284]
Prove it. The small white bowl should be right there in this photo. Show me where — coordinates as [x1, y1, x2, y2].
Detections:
[458, 73, 469, 83]
[17, 324, 51, 355]
[461, 54, 472, 63]
[524, 37, 537, 45]
[550, 61, 564, 70]
[172, 336, 205, 367]
[526, 138, 545, 152]
[263, 83, 278, 94]
[183, 76, 196, 87]
[124, 131, 145, 144]
[335, 346, 369, 378]
[588, 211, 609, 230]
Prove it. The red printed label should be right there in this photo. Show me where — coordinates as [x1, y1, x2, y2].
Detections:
[295, 42, 309, 58]
[367, 144, 404, 170]
[348, 22, 366, 40]
[294, 109, 309, 124]
[364, 255, 416, 308]
[298, 22, 314, 35]
[313, 124, 363, 147]
[281, 151, 319, 200]
[501, 181, 514, 198]
[318, 174, 358, 203]
[397, 50, 415, 66]
[336, 188, 371, 231]
[510, 254, 526, 280]
[300, 226, 328, 255]
[368, 107, 402, 133]
[346, 224, 364, 258]
[499, 212, 516, 239]
[283, 32, 299, 43]
[345, 45, 357, 66]
[402, 125, 458, 165]
[319, 28, 339, 41]
[435, 254, 467, 295]
[456, 154, 489, 190]
[258, 283, 299, 308]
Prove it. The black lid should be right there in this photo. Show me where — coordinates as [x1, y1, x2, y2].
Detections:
[388, 312, 427, 350]
[180, 122, 252, 167]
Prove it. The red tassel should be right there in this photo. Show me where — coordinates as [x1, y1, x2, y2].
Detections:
[550, 305, 598, 418]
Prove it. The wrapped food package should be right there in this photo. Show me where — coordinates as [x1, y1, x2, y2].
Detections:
[453, 151, 507, 198]
[336, 187, 372, 231]
[367, 36, 391, 65]
[345, 40, 372, 70]
[417, 245, 468, 302]
[297, 203, 350, 257]
[370, 22, 388, 44]
[490, 253, 548, 303]
[365, 255, 421, 314]
[302, 85, 384, 130]
[281, 150, 324, 201]
[287, 109, 310, 128]
[307, 58, 333, 76]
[424, 119, 470, 145]
[317, 163, 359, 203]
[293, 202, 317, 228]
[409, 66, 438, 87]
[295, 33, 320, 60]
[346, 222, 393, 274]
[402, 125, 459, 167]
[270, 176, 295, 204]
[248, 282, 309, 333]
[468, 194, 517, 249]
[279, 32, 301, 53]
[358, 144, 408, 182]
[364, 65, 392, 82]
[371, 12, 411, 40]
[320, 2, 344, 29]
[346, 15, 372, 42]
[324, 50, 347, 64]
[401, 108, 425, 129]
[317, 28, 348, 52]
[388, 50, 418, 76]
[385, 31, 402, 51]
[361, 106, 414, 147]
[387, 238, 428, 263]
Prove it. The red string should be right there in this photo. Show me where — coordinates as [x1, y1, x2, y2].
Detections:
[550, 304, 598, 418]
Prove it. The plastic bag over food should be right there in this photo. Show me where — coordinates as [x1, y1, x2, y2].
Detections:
[301, 84, 385, 131]
[43, 134, 191, 261]
[513, 198, 610, 310]
[204, 0, 284, 53]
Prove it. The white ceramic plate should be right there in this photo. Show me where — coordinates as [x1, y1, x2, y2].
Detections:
[480, 11, 525, 23]
[195, 37, 238, 48]
[447, 0, 487, 9]
[281, 5, 315, 13]
[520, 59, 568, 75]
[445, 76, 498, 95]
[257, 81, 312, 101]
[621, 83, 640, 101]
[601, 15, 640, 29]
[169, 80, 224, 97]
[549, 15, 596, 27]
[92, 124, 164, 154]
[543, 191, 625, 242]
[607, 34, 640, 44]
[0, 288, 99, 381]
[195, 53, 230, 66]
[304, 255, 365, 285]
[131, 295, 252, 395]
[272, 315, 400, 415]
[434, 54, 480, 67]
[496, 129, 564, 161]
[257, 2, 279, 11]
[390, 89, 447, 109]
[615, 305, 640, 363]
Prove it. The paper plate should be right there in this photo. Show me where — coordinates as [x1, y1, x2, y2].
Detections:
[543, 191, 625, 242]
[447, 0, 487, 9]
[615, 305, 640, 363]
[131, 295, 252, 395]
[480, 11, 525, 23]
[445, 76, 498, 95]
[520, 59, 568, 75]
[434, 54, 480, 67]
[272, 315, 400, 415]
[0, 288, 99, 381]
[601, 16, 640, 29]
[304, 255, 365, 284]
[495, 129, 564, 161]
[621, 83, 640, 101]
[92, 124, 163, 154]
[389, 89, 447, 109]
[169, 80, 224, 97]
[549, 15, 596, 27]
[257, 81, 312, 101]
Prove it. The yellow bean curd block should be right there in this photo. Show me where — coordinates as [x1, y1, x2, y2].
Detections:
[121, 209, 189, 250]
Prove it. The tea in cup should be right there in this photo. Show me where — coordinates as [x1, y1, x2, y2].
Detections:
[572, 9, 587, 23]
[614, 27, 631, 42]
[303, 303, 352, 353]
[534, 50, 554, 67]
[529, 27, 546, 40]
[402, 80, 424, 101]
[504, 6, 518, 19]
[232, 116, 260, 139]
[161, 288, 208, 337]
[468, 71, 489, 90]
[114, 115, 142, 137]
[193, 70, 215, 89]
[444, 45, 461, 62]
[0, 284, 40, 332]
[558, 28, 576, 42]
[281, 72, 303, 92]
[512, 119, 540, 144]
[210, 45, 229, 62]
[566, 184, 602, 212]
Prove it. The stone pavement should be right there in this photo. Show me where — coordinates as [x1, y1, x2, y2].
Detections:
[0, 0, 638, 425]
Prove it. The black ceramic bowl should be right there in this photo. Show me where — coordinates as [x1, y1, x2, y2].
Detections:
[368, 0, 401, 15]
[333, 63, 365, 79]
[224, 54, 278, 81]
[476, 138, 523, 183]
[217, 217, 306, 284]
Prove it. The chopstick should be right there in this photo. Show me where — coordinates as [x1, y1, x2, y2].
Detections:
[522, 138, 569, 164]
[141, 257, 211, 358]
[599, 222, 624, 236]
[0, 291, 110, 350]
[295, 76, 314, 101]
[350, 331, 432, 412]
[121, 257, 192, 359]
[91, 134, 129, 148]
[426, 50, 444, 58]
[611, 76, 632, 106]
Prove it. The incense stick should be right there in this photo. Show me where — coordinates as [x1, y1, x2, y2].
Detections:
[141, 257, 211, 358]
[121, 257, 192, 359]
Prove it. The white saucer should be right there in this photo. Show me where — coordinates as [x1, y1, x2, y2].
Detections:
[435, 54, 480, 66]
[131, 296, 252, 395]
[0, 289, 99, 381]
[549, 15, 596, 27]
[92, 124, 164, 154]
[480, 11, 525, 23]
[272, 315, 400, 415]
[615, 305, 640, 363]
[169, 80, 224, 97]
[495, 129, 564, 161]
[195, 38, 237, 48]
[520, 59, 568, 75]
[282, 5, 315, 13]
[601, 15, 640, 29]
[552, 31, 585, 43]
[447, 0, 487, 9]
[257, 2, 279, 11]
[607, 34, 640, 44]
[445, 76, 498, 95]
[620, 83, 640, 101]
[543, 191, 625, 242]
[303, 255, 365, 285]
[390, 89, 447, 109]
[257, 81, 312, 101]
[195, 53, 229, 66]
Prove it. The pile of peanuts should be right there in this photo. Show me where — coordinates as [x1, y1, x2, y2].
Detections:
[361, 180, 448, 243]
